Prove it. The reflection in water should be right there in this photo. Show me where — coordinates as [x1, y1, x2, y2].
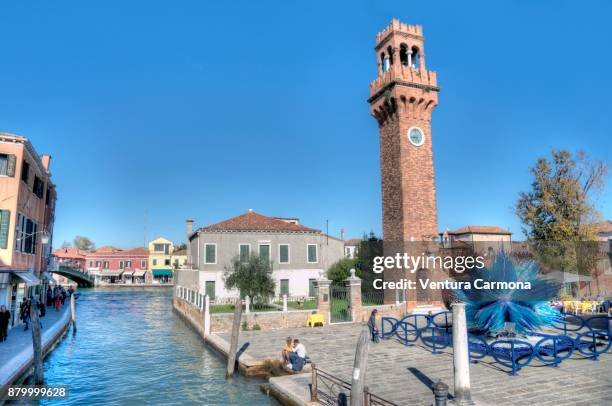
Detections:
[33, 287, 276, 405]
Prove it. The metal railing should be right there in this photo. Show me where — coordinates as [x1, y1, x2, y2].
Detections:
[310, 365, 398, 406]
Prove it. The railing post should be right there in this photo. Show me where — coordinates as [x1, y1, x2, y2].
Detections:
[310, 363, 318, 401]
[432, 380, 449, 406]
[204, 295, 211, 336]
[451, 303, 473, 405]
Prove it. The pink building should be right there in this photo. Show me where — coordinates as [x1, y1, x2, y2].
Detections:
[0, 133, 57, 327]
[85, 246, 149, 284]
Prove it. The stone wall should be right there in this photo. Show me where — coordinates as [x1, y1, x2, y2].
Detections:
[210, 310, 311, 333]
[173, 295, 206, 337]
[356, 304, 405, 323]
[173, 286, 312, 334]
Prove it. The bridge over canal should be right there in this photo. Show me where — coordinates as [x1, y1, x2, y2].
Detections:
[51, 264, 95, 287]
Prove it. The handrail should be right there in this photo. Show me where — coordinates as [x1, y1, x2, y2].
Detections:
[311, 365, 398, 406]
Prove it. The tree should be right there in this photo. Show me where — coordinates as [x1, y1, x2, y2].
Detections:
[223, 254, 275, 303]
[327, 258, 359, 285]
[174, 243, 187, 252]
[515, 150, 608, 275]
[73, 236, 95, 251]
[60, 241, 72, 249]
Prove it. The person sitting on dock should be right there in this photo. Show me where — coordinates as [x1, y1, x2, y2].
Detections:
[281, 336, 293, 365]
[288, 339, 307, 372]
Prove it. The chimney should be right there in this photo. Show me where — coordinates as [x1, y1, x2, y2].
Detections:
[186, 219, 194, 268]
[41, 154, 52, 172]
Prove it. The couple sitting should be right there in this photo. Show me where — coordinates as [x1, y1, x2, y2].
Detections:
[281, 337, 307, 372]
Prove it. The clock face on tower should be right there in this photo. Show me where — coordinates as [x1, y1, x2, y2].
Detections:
[408, 127, 425, 147]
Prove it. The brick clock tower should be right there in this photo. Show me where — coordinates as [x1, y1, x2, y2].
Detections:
[369, 19, 439, 243]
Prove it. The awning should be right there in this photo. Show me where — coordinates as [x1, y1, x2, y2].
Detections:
[98, 270, 123, 277]
[133, 270, 146, 277]
[122, 271, 135, 277]
[152, 269, 172, 277]
[12, 270, 41, 285]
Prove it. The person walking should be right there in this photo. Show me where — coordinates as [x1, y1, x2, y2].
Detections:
[46, 287, 53, 307]
[368, 309, 380, 343]
[0, 305, 10, 342]
[54, 290, 62, 311]
[21, 298, 31, 331]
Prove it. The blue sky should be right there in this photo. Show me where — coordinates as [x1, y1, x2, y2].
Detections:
[1, 0, 610, 248]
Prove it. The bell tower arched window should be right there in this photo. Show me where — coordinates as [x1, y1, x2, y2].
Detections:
[400, 44, 409, 66]
[381, 52, 390, 72]
[411, 46, 420, 68]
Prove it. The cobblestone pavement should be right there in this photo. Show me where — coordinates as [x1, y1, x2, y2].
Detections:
[0, 303, 71, 385]
[221, 323, 612, 405]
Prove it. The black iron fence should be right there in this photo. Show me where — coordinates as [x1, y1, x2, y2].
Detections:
[310, 365, 398, 406]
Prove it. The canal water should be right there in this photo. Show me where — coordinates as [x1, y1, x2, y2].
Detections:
[34, 287, 277, 405]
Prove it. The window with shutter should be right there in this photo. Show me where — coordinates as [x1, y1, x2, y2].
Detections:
[0, 210, 10, 249]
[279, 244, 289, 263]
[7, 155, 16, 177]
[205, 244, 216, 264]
[307, 244, 318, 263]
[239, 244, 250, 262]
[0, 155, 7, 176]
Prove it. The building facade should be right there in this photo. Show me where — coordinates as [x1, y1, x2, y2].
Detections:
[178, 211, 344, 300]
[85, 246, 149, 285]
[148, 237, 177, 283]
[344, 238, 361, 259]
[0, 132, 57, 328]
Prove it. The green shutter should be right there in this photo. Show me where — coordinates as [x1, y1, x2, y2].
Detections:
[0, 210, 10, 249]
[259, 244, 270, 262]
[308, 244, 317, 262]
[280, 279, 289, 296]
[6, 155, 16, 177]
[205, 244, 216, 263]
[308, 279, 316, 297]
[239, 244, 249, 262]
[205, 281, 216, 300]
[279, 244, 289, 263]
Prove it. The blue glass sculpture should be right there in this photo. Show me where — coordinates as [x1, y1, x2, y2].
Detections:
[453, 253, 562, 335]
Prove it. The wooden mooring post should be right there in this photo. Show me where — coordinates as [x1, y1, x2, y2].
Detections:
[350, 327, 370, 406]
[70, 292, 77, 334]
[226, 297, 243, 378]
[30, 300, 44, 384]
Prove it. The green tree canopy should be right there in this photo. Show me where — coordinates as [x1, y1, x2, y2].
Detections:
[515, 150, 608, 274]
[223, 254, 276, 302]
[327, 258, 359, 285]
[73, 235, 95, 251]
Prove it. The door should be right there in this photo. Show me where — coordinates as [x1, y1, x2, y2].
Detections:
[330, 285, 352, 323]
[205, 281, 216, 301]
[308, 279, 316, 298]
[280, 279, 289, 297]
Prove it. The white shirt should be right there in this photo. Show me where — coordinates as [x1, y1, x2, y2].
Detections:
[294, 343, 306, 358]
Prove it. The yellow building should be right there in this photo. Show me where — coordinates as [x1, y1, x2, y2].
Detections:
[148, 237, 174, 283]
[147, 237, 187, 284]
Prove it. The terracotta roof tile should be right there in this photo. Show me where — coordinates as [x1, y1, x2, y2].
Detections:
[344, 238, 362, 246]
[445, 226, 511, 235]
[53, 248, 87, 259]
[592, 220, 612, 234]
[198, 211, 321, 233]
